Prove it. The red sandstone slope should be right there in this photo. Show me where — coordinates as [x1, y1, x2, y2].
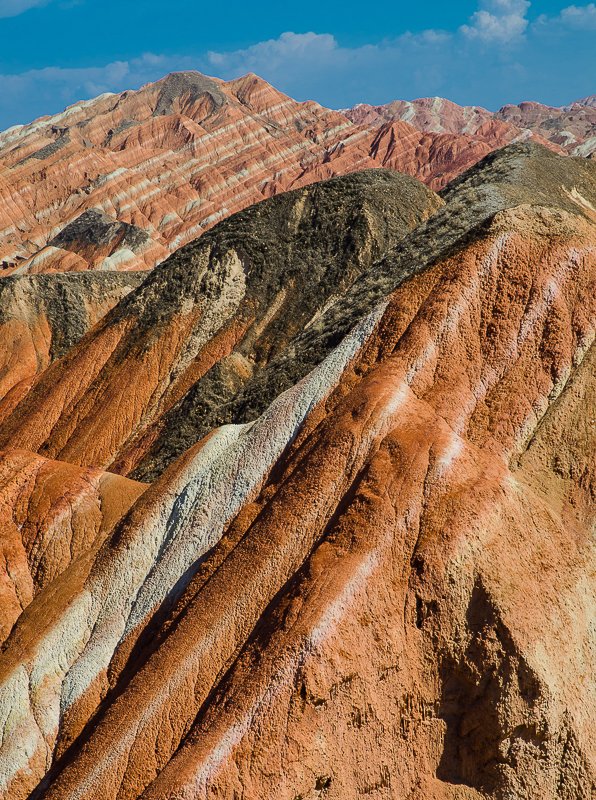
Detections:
[0, 71, 364, 274]
[1, 144, 596, 799]
[0, 169, 442, 472]
[0, 448, 146, 644]
[344, 95, 596, 158]
[1, 70, 582, 280]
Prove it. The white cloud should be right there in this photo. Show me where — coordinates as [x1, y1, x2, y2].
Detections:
[534, 3, 596, 30]
[0, 0, 594, 131]
[206, 29, 456, 82]
[204, 4, 530, 97]
[0, 31, 460, 130]
[205, 30, 458, 94]
[37, 61, 131, 96]
[207, 32, 339, 72]
[417, 29, 452, 45]
[460, 0, 531, 43]
[0, 61, 129, 106]
[560, 2, 596, 26]
[0, 0, 53, 17]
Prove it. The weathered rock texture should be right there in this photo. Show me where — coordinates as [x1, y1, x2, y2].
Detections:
[0, 270, 146, 412]
[2, 71, 592, 279]
[32, 208, 169, 273]
[0, 71, 361, 274]
[1, 143, 596, 800]
[0, 449, 146, 645]
[0, 169, 442, 475]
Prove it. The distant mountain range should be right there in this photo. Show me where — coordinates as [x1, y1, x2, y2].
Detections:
[1, 71, 594, 278]
[344, 94, 596, 155]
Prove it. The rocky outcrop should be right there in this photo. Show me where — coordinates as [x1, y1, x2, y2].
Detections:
[0, 270, 146, 414]
[132, 142, 596, 480]
[346, 96, 495, 132]
[0, 71, 369, 275]
[0, 448, 146, 645]
[17, 208, 169, 274]
[495, 99, 596, 155]
[1, 143, 596, 799]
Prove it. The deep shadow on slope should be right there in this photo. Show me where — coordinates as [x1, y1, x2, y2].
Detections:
[0, 168, 442, 474]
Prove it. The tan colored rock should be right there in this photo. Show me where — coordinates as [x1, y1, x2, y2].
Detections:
[0, 169, 441, 473]
[0, 448, 146, 645]
[2, 71, 586, 281]
[344, 94, 596, 159]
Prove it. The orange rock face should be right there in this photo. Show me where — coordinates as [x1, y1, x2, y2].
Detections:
[1, 143, 596, 800]
[0, 270, 146, 415]
[0, 169, 442, 473]
[0, 448, 146, 645]
[0, 71, 367, 275]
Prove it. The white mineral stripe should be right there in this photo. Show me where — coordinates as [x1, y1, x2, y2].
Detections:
[61, 297, 389, 712]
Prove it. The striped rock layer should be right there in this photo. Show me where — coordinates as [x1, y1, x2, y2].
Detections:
[345, 95, 596, 157]
[0, 71, 581, 278]
[0, 169, 443, 476]
[1, 143, 596, 799]
[0, 270, 147, 414]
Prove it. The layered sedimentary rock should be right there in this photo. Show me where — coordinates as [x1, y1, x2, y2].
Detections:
[0, 448, 146, 644]
[293, 118, 517, 194]
[1, 142, 596, 799]
[0, 73, 340, 272]
[0, 71, 372, 275]
[345, 95, 596, 160]
[0, 169, 442, 474]
[0, 270, 146, 415]
[495, 97, 596, 155]
[3, 71, 592, 279]
[20, 208, 169, 274]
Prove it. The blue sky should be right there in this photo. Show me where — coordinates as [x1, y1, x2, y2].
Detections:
[0, 0, 595, 130]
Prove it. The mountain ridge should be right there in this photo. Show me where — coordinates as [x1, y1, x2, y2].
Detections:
[1, 70, 596, 799]
[2, 70, 593, 280]
[343, 94, 596, 156]
[1, 142, 596, 798]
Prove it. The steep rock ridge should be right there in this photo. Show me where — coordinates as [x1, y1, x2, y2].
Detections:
[0, 448, 146, 645]
[133, 142, 596, 480]
[346, 96, 494, 132]
[16, 208, 169, 274]
[0, 143, 595, 798]
[291, 119, 507, 193]
[0, 300, 388, 800]
[345, 95, 596, 157]
[0, 169, 441, 474]
[365, 120, 501, 191]
[495, 99, 596, 155]
[0, 270, 147, 414]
